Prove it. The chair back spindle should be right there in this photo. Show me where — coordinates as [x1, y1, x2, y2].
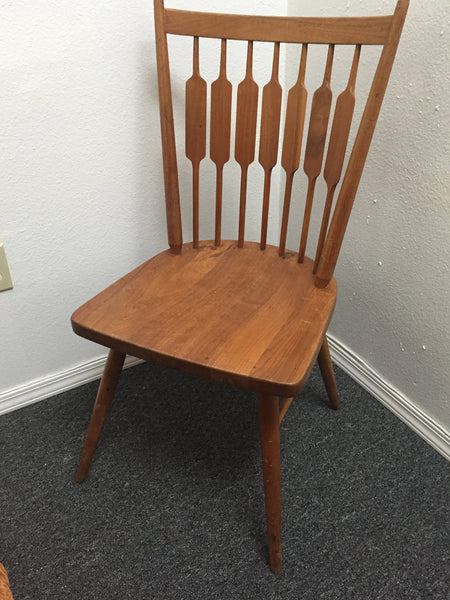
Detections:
[313, 44, 361, 273]
[235, 42, 259, 248]
[154, 0, 409, 285]
[278, 44, 308, 255]
[185, 36, 207, 248]
[297, 44, 334, 263]
[210, 39, 232, 246]
[259, 43, 282, 250]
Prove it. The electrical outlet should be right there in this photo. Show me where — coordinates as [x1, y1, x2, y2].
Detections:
[0, 244, 13, 292]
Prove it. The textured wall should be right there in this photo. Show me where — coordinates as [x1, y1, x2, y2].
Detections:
[286, 0, 450, 430]
[0, 1, 285, 390]
[1, 1, 166, 389]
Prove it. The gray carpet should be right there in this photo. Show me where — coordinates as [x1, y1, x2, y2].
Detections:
[0, 361, 449, 599]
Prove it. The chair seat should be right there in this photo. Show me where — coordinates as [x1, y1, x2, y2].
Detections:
[71, 240, 337, 396]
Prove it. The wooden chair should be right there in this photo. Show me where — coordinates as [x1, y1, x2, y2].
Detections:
[72, 0, 408, 573]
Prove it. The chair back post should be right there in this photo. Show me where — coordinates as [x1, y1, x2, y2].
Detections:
[314, 0, 409, 287]
[154, 0, 183, 254]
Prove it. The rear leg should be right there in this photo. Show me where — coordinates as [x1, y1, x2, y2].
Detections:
[317, 336, 339, 410]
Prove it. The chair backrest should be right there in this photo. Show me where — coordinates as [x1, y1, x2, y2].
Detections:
[153, 0, 408, 287]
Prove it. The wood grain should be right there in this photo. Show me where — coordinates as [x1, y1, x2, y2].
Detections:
[75, 0, 409, 574]
[259, 394, 282, 573]
[210, 39, 232, 246]
[279, 44, 308, 256]
[72, 241, 337, 397]
[317, 336, 339, 410]
[313, 44, 360, 273]
[279, 397, 293, 424]
[0, 564, 14, 600]
[298, 44, 334, 263]
[76, 349, 126, 483]
[259, 43, 282, 250]
[165, 9, 393, 45]
[235, 42, 259, 247]
[185, 36, 207, 248]
[153, 0, 183, 253]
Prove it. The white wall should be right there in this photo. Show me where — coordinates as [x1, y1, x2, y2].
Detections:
[1, 0, 167, 390]
[1, 2, 449, 447]
[0, 1, 285, 394]
[286, 0, 450, 432]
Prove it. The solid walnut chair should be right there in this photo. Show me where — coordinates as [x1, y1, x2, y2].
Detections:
[72, 0, 408, 573]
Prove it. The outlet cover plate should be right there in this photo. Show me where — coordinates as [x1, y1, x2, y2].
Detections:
[0, 244, 13, 292]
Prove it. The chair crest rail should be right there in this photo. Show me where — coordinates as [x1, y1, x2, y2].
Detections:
[164, 9, 393, 45]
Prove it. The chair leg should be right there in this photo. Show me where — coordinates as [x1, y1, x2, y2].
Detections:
[76, 349, 126, 483]
[258, 394, 282, 574]
[317, 336, 339, 410]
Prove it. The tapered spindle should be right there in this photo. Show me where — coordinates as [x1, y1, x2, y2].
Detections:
[279, 44, 308, 257]
[298, 44, 334, 263]
[235, 41, 259, 248]
[259, 43, 282, 250]
[211, 39, 232, 246]
[186, 36, 207, 248]
[313, 45, 361, 272]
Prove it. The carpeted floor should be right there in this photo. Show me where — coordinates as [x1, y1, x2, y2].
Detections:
[0, 361, 449, 599]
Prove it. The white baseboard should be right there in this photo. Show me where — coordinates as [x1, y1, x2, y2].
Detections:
[0, 355, 143, 417]
[327, 334, 450, 462]
[1, 342, 448, 462]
